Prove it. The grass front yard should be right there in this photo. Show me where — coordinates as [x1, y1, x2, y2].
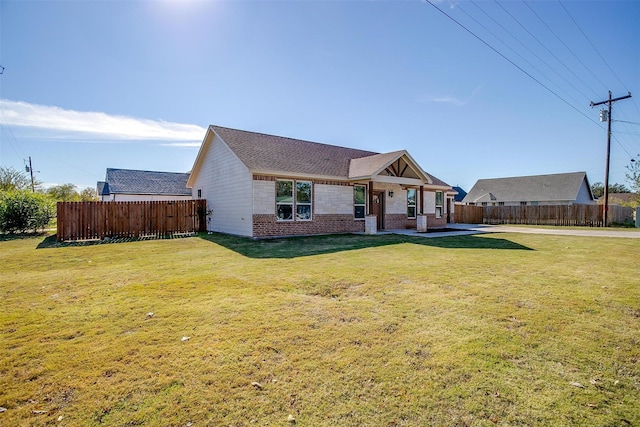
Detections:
[1, 232, 639, 426]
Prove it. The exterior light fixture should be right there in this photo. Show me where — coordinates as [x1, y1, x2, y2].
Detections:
[388, 190, 394, 198]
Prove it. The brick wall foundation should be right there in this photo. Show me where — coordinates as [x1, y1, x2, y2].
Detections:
[384, 214, 447, 230]
[384, 214, 415, 230]
[253, 214, 365, 238]
[252, 213, 448, 237]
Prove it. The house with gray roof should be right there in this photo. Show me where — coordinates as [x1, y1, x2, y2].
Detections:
[187, 125, 456, 238]
[462, 172, 595, 206]
[98, 168, 192, 202]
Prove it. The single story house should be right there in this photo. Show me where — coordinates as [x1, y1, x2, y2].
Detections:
[97, 168, 192, 202]
[462, 172, 595, 206]
[187, 125, 456, 238]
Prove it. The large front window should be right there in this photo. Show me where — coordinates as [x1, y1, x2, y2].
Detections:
[354, 185, 366, 219]
[407, 188, 416, 218]
[276, 180, 312, 221]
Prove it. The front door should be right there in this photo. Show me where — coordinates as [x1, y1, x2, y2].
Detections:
[372, 191, 384, 230]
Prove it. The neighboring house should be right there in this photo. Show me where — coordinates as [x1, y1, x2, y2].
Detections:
[97, 168, 192, 201]
[462, 172, 595, 206]
[452, 186, 467, 202]
[597, 193, 639, 206]
[187, 125, 456, 238]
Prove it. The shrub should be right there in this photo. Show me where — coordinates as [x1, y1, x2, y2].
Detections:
[0, 190, 55, 233]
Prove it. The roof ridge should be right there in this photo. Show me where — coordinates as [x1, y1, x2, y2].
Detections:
[477, 171, 586, 181]
[107, 168, 190, 175]
[211, 124, 378, 155]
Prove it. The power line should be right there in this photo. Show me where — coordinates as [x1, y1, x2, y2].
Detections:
[494, 0, 595, 102]
[459, 1, 583, 107]
[424, 0, 602, 128]
[614, 120, 640, 126]
[559, 1, 628, 92]
[523, 1, 607, 96]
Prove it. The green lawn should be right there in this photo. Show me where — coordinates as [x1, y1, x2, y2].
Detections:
[1, 232, 639, 426]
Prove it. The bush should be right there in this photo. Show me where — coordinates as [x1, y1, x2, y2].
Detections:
[0, 190, 55, 233]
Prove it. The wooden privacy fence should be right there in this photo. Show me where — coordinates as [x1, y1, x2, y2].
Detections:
[57, 200, 207, 242]
[455, 204, 633, 227]
[454, 205, 483, 224]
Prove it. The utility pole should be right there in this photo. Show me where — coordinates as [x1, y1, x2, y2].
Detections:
[590, 91, 632, 227]
[28, 156, 35, 192]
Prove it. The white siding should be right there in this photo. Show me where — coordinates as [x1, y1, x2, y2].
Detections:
[190, 135, 253, 236]
[386, 187, 407, 215]
[315, 184, 353, 215]
[253, 181, 275, 215]
[423, 191, 436, 214]
[575, 179, 595, 204]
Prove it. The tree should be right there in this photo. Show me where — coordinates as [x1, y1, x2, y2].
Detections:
[47, 183, 80, 202]
[79, 187, 98, 201]
[0, 190, 55, 233]
[0, 166, 32, 192]
[590, 182, 630, 199]
[626, 161, 640, 194]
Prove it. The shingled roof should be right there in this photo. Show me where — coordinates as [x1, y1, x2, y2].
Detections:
[105, 168, 191, 196]
[463, 172, 593, 204]
[191, 125, 451, 188]
[211, 125, 378, 178]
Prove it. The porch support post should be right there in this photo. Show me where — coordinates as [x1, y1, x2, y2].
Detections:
[416, 185, 427, 232]
[368, 180, 374, 215]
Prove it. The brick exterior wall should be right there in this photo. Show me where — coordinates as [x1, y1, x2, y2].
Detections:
[253, 214, 365, 238]
[384, 214, 414, 230]
[384, 214, 447, 230]
[427, 214, 447, 228]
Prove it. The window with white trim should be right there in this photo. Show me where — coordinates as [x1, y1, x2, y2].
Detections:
[407, 188, 416, 218]
[435, 191, 443, 218]
[354, 185, 366, 219]
[276, 180, 294, 221]
[276, 179, 312, 221]
[296, 181, 312, 220]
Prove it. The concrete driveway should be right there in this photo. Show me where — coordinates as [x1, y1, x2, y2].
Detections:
[390, 223, 640, 239]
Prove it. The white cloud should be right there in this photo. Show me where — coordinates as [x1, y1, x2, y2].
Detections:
[429, 84, 484, 107]
[0, 99, 206, 142]
[160, 142, 203, 147]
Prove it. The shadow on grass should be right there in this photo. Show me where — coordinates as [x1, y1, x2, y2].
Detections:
[35, 233, 197, 249]
[0, 231, 51, 244]
[198, 232, 533, 259]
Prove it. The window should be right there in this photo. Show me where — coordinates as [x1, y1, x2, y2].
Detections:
[520, 201, 527, 206]
[296, 181, 312, 220]
[407, 188, 416, 218]
[354, 185, 366, 219]
[197, 189, 202, 199]
[276, 180, 312, 221]
[498, 202, 505, 206]
[276, 180, 294, 220]
[435, 191, 443, 218]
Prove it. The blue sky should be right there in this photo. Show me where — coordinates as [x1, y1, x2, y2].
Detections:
[1, 0, 638, 193]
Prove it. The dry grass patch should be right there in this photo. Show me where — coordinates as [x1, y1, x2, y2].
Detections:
[0, 232, 638, 426]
